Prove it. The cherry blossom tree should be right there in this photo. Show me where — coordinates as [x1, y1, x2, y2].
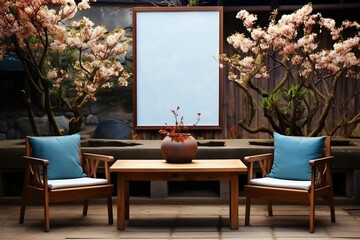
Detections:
[0, 0, 130, 135]
[219, 4, 360, 137]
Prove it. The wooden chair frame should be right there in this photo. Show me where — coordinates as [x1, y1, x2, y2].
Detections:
[244, 136, 336, 233]
[19, 136, 114, 232]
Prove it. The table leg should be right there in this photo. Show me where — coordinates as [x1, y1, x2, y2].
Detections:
[230, 174, 239, 230]
[125, 181, 129, 219]
[117, 173, 126, 230]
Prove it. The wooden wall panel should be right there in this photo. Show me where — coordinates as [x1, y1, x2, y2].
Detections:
[134, 8, 359, 140]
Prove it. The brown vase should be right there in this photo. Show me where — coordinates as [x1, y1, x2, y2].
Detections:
[160, 133, 198, 163]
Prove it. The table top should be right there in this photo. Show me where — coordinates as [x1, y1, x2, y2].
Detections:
[110, 159, 247, 173]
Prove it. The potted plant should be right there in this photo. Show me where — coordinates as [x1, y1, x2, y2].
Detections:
[159, 106, 201, 163]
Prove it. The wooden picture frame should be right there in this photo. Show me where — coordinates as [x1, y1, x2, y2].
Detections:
[133, 6, 223, 130]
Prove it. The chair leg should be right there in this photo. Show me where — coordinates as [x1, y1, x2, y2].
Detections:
[19, 195, 27, 224]
[309, 197, 315, 233]
[44, 195, 50, 232]
[107, 196, 113, 225]
[245, 197, 251, 226]
[83, 200, 89, 216]
[328, 194, 336, 223]
[267, 200, 273, 216]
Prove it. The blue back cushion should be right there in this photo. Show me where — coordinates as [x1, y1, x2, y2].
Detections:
[29, 133, 86, 180]
[268, 132, 326, 181]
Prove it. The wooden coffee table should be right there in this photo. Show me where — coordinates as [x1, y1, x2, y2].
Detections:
[110, 159, 247, 230]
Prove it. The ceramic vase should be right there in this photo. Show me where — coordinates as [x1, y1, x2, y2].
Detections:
[160, 133, 198, 163]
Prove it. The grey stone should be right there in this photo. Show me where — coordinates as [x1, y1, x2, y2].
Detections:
[85, 114, 98, 125]
[6, 118, 16, 128]
[0, 133, 7, 140]
[118, 54, 126, 64]
[16, 116, 69, 135]
[89, 102, 102, 115]
[125, 61, 133, 71]
[6, 128, 22, 139]
[126, 44, 133, 60]
[93, 119, 131, 139]
[80, 105, 90, 116]
[0, 121, 7, 133]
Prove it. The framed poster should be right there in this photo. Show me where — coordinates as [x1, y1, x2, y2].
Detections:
[133, 7, 223, 129]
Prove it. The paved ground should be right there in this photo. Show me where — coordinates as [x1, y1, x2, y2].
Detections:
[1, 198, 360, 239]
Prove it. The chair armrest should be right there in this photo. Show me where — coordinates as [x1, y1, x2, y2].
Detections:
[309, 156, 334, 167]
[82, 153, 114, 163]
[244, 153, 274, 183]
[81, 153, 114, 181]
[23, 156, 49, 166]
[23, 156, 49, 189]
[244, 153, 274, 163]
[309, 156, 334, 190]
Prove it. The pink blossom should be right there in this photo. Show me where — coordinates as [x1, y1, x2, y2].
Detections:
[255, 66, 268, 79]
[86, 83, 97, 94]
[280, 24, 295, 39]
[101, 82, 113, 88]
[282, 43, 298, 56]
[50, 40, 67, 52]
[299, 61, 313, 78]
[250, 28, 264, 41]
[236, 10, 257, 30]
[239, 56, 254, 69]
[113, 43, 127, 55]
[343, 53, 359, 67]
[47, 69, 58, 79]
[227, 33, 254, 53]
[78, 0, 91, 10]
[342, 20, 360, 29]
[291, 55, 303, 65]
[59, 0, 77, 19]
[346, 70, 360, 80]
[321, 18, 336, 30]
[118, 77, 128, 87]
[112, 62, 124, 72]
[228, 72, 238, 81]
[83, 53, 95, 61]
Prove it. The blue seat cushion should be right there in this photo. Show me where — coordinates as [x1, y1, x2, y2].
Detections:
[268, 132, 326, 181]
[29, 133, 86, 180]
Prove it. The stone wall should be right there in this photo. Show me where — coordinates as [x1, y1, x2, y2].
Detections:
[0, 5, 134, 140]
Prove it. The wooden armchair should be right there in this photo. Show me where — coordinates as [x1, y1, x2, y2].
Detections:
[244, 134, 335, 233]
[19, 134, 114, 232]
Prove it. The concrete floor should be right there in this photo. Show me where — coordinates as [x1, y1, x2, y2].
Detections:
[1, 198, 360, 239]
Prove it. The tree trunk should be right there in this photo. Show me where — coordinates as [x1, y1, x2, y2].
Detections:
[23, 75, 40, 136]
[43, 83, 62, 135]
[68, 108, 82, 134]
